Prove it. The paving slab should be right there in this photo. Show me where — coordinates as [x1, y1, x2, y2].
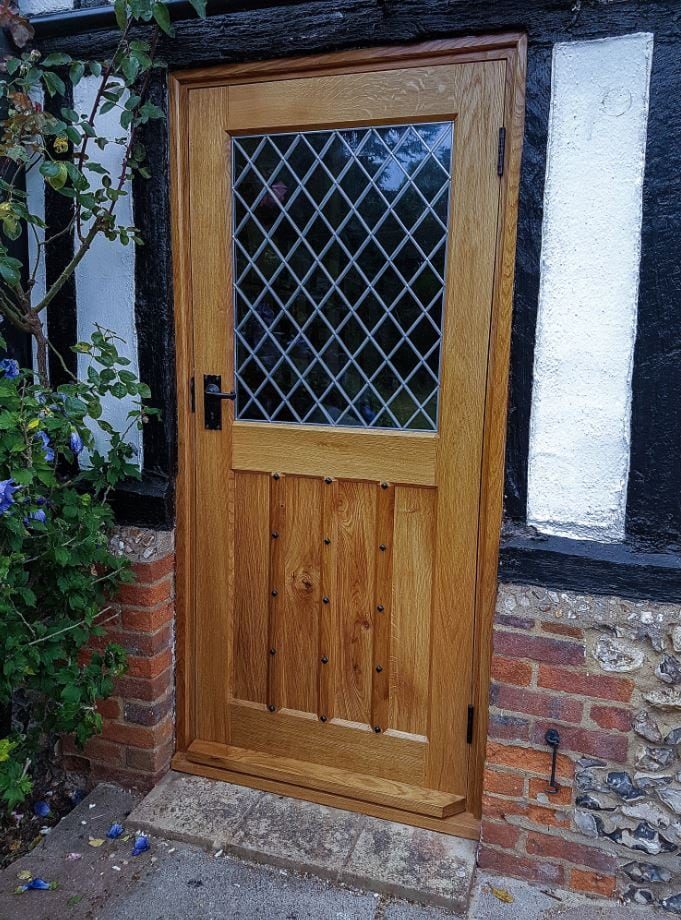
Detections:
[107, 842, 379, 920]
[129, 771, 262, 849]
[343, 816, 476, 911]
[129, 771, 476, 913]
[227, 791, 365, 877]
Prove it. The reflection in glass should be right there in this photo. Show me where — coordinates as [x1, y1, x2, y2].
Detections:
[232, 122, 453, 430]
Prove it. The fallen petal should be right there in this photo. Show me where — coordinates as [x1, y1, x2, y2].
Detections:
[106, 822, 124, 839]
[131, 834, 150, 856]
[66, 853, 82, 861]
[88, 838, 105, 848]
[17, 870, 32, 880]
[21, 878, 51, 892]
[489, 886, 514, 904]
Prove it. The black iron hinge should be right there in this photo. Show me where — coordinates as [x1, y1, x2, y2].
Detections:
[190, 376, 195, 413]
[466, 705, 475, 744]
[497, 127, 506, 177]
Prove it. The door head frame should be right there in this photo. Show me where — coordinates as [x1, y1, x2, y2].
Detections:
[168, 33, 527, 825]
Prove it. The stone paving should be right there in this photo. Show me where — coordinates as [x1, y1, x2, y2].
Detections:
[0, 782, 669, 919]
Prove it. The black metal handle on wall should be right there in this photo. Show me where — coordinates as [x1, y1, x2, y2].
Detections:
[545, 728, 561, 794]
[203, 374, 236, 430]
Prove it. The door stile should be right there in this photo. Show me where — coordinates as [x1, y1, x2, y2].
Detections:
[371, 481, 395, 734]
[425, 62, 506, 792]
[188, 85, 233, 744]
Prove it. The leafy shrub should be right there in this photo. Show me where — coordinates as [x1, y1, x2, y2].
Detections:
[0, 328, 154, 809]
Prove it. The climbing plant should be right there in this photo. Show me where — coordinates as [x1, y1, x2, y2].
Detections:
[0, 0, 205, 809]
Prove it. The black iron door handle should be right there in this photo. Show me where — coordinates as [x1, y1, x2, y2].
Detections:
[204, 374, 236, 429]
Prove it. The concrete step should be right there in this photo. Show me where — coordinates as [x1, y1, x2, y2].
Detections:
[128, 770, 477, 913]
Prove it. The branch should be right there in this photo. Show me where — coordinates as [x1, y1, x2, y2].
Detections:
[31, 220, 99, 315]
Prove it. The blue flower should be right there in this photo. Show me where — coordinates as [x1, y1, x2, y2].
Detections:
[69, 430, 83, 455]
[0, 358, 19, 379]
[35, 430, 54, 463]
[25, 509, 47, 526]
[0, 479, 17, 515]
[131, 833, 150, 856]
[18, 878, 51, 892]
[33, 800, 50, 818]
[106, 822, 124, 839]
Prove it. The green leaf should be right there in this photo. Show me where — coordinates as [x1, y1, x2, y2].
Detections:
[114, 0, 128, 31]
[42, 52, 73, 67]
[152, 2, 174, 36]
[69, 61, 85, 86]
[42, 70, 66, 98]
[189, 0, 207, 15]
[0, 256, 21, 286]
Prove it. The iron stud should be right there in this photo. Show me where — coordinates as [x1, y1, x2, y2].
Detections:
[271, 589, 278, 597]
[323, 537, 331, 545]
[320, 715, 327, 722]
[272, 472, 280, 480]
[379, 543, 386, 552]
[324, 476, 333, 484]
[268, 704, 276, 712]
[269, 648, 276, 655]
[272, 531, 279, 539]
[375, 665, 383, 673]
[380, 481, 389, 489]
[322, 596, 329, 604]
[321, 656, 328, 664]
[376, 604, 384, 612]
[373, 726, 381, 734]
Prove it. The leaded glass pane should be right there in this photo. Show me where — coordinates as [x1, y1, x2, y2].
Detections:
[232, 121, 453, 431]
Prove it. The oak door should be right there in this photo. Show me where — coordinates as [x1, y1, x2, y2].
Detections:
[176, 53, 506, 824]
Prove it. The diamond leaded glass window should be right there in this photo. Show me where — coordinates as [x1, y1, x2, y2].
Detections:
[232, 122, 454, 431]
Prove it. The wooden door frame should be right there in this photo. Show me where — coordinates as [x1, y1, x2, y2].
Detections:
[169, 33, 527, 836]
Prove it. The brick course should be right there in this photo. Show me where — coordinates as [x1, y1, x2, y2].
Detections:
[61, 529, 176, 792]
[480, 611, 635, 899]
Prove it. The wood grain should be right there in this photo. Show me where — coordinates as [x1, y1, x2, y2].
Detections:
[172, 36, 526, 828]
[371, 482, 394, 734]
[187, 740, 464, 819]
[335, 480, 376, 726]
[390, 486, 436, 738]
[279, 476, 322, 713]
[173, 751, 480, 840]
[232, 423, 437, 486]
[233, 471, 270, 704]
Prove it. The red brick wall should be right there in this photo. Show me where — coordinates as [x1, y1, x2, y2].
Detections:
[479, 613, 634, 898]
[62, 530, 176, 791]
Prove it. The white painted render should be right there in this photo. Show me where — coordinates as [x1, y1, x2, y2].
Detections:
[20, 0, 74, 15]
[527, 32, 653, 542]
[73, 76, 141, 464]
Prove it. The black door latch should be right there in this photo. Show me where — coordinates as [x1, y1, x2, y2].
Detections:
[203, 374, 236, 430]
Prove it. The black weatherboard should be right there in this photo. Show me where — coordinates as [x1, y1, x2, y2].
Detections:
[28, 0, 681, 599]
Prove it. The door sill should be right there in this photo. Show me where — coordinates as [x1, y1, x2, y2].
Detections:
[175, 747, 479, 839]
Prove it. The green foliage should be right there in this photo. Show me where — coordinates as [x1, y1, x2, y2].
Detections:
[0, 0, 205, 812]
[0, 328, 156, 810]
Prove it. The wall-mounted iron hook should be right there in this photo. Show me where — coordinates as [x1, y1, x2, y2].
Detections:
[545, 728, 561, 794]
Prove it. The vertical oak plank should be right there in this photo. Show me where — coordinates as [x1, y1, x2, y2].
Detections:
[335, 480, 377, 726]
[319, 477, 339, 722]
[390, 486, 436, 737]
[268, 472, 286, 711]
[279, 476, 322, 714]
[233, 471, 271, 703]
[371, 482, 395, 734]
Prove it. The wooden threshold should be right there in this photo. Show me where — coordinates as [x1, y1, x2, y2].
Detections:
[186, 740, 465, 820]
[173, 752, 480, 839]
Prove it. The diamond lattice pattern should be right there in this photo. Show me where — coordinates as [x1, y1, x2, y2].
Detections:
[232, 122, 454, 430]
